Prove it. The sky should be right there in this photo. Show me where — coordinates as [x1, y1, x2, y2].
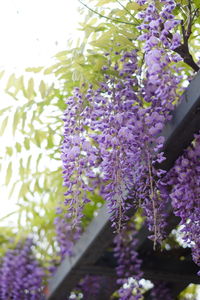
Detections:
[0, 0, 81, 219]
[0, 0, 81, 70]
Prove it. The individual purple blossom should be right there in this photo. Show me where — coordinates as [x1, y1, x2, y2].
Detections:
[171, 32, 182, 50]
[136, 0, 146, 5]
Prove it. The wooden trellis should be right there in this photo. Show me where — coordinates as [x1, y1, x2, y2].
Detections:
[46, 71, 200, 300]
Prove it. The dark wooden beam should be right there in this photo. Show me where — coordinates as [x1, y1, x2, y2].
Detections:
[141, 250, 200, 284]
[46, 205, 114, 299]
[144, 282, 188, 300]
[76, 257, 200, 284]
[93, 248, 200, 284]
[159, 70, 200, 171]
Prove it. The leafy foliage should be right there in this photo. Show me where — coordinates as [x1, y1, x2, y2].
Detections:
[0, 0, 200, 298]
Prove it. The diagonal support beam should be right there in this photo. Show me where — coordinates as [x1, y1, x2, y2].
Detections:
[159, 70, 200, 171]
[46, 205, 114, 299]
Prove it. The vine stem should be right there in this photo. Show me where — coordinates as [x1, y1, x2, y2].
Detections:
[147, 150, 158, 250]
[112, 78, 123, 233]
[78, 0, 137, 26]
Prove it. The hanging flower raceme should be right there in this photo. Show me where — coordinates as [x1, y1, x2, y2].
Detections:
[166, 133, 200, 270]
[61, 86, 100, 226]
[130, 0, 183, 244]
[137, 0, 182, 116]
[114, 221, 143, 300]
[61, 49, 142, 231]
[0, 238, 45, 300]
[54, 206, 82, 259]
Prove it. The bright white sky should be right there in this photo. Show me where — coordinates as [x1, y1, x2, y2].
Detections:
[0, 0, 82, 220]
[0, 0, 80, 69]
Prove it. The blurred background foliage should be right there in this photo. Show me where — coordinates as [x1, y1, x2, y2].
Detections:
[0, 2, 200, 293]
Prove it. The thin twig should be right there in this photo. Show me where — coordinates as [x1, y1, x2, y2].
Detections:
[78, 0, 137, 26]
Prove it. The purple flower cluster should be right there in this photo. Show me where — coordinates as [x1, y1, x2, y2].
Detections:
[60, 0, 186, 277]
[137, 0, 182, 113]
[166, 134, 200, 269]
[78, 275, 102, 299]
[54, 207, 82, 258]
[150, 281, 173, 300]
[0, 238, 45, 300]
[114, 221, 143, 299]
[137, 0, 181, 51]
[61, 42, 182, 242]
[61, 86, 100, 226]
[70, 275, 116, 299]
[118, 0, 183, 243]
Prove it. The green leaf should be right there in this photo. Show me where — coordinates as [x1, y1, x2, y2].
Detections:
[9, 181, 18, 198]
[25, 66, 44, 73]
[16, 142, 22, 153]
[6, 147, 13, 156]
[44, 63, 60, 75]
[90, 31, 113, 49]
[24, 137, 30, 150]
[26, 155, 31, 174]
[27, 78, 35, 99]
[5, 74, 15, 91]
[39, 80, 46, 98]
[21, 111, 26, 132]
[0, 116, 8, 135]
[126, 2, 141, 11]
[19, 158, 24, 179]
[47, 135, 54, 149]
[36, 153, 42, 171]
[34, 130, 46, 147]
[13, 111, 20, 135]
[193, 0, 200, 8]
[110, 8, 126, 17]
[88, 18, 98, 26]
[5, 162, 12, 185]
[96, 0, 115, 6]
[0, 70, 5, 79]
[18, 183, 29, 199]
[0, 106, 12, 116]
[34, 179, 42, 193]
[55, 50, 69, 58]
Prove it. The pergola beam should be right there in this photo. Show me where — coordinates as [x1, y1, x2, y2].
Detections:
[159, 71, 200, 171]
[46, 205, 114, 299]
